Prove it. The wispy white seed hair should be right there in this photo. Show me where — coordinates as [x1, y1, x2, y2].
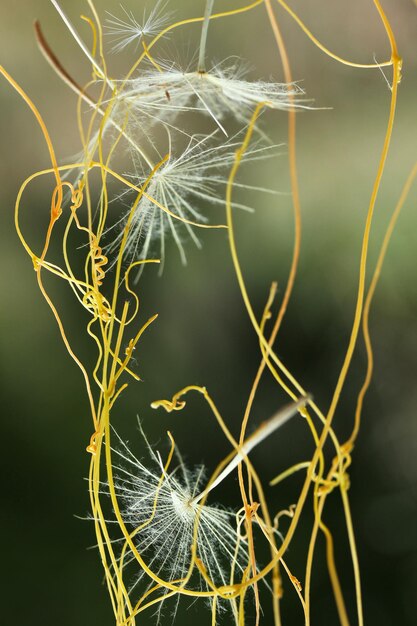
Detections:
[116, 59, 306, 134]
[105, 1, 171, 53]
[110, 427, 249, 620]
[105, 132, 280, 271]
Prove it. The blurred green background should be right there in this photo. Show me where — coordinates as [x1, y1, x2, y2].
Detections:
[0, 1, 416, 624]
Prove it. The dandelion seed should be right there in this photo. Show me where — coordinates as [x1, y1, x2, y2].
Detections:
[105, 1, 171, 53]
[116, 59, 306, 134]
[110, 426, 249, 620]
[105, 132, 280, 273]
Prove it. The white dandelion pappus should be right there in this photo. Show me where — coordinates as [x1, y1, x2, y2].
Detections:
[117, 59, 305, 134]
[105, 131, 280, 272]
[110, 426, 249, 620]
[105, 0, 171, 53]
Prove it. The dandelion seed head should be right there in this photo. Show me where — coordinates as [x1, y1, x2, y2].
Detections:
[105, 1, 171, 53]
[118, 58, 306, 132]
[170, 490, 197, 523]
[109, 427, 249, 617]
[104, 132, 278, 271]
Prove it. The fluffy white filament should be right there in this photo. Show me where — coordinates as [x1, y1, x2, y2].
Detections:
[110, 426, 249, 619]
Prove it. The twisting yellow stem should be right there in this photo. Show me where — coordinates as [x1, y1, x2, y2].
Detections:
[349, 162, 417, 448]
[275, 0, 392, 69]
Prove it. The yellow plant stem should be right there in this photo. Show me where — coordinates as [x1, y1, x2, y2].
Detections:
[236, 6, 303, 618]
[265, 3, 350, 622]
[303, 4, 400, 624]
[348, 162, 417, 448]
[320, 519, 350, 626]
[275, 0, 392, 69]
[0, 65, 60, 191]
[304, 490, 349, 626]
[1, 66, 98, 429]
[270, 461, 311, 487]
[90, 417, 133, 621]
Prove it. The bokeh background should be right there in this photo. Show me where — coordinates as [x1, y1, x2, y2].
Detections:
[0, 1, 416, 624]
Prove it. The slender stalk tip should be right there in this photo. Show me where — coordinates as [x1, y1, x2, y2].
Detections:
[198, 0, 215, 73]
